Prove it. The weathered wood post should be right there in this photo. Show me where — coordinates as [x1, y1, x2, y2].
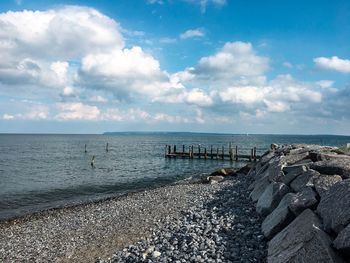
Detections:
[250, 148, 253, 162]
[235, 145, 238, 161]
[204, 148, 207, 159]
[106, 142, 109, 152]
[182, 145, 185, 154]
[210, 145, 213, 159]
[190, 145, 194, 159]
[216, 147, 219, 159]
[198, 145, 201, 159]
[85, 144, 87, 153]
[222, 146, 225, 160]
[229, 143, 232, 161]
[168, 145, 171, 155]
[173, 145, 176, 154]
[254, 147, 257, 162]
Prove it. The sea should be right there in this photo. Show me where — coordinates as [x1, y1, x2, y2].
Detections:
[0, 133, 349, 221]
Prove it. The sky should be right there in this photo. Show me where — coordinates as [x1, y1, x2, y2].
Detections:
[0, 0, 349, 134]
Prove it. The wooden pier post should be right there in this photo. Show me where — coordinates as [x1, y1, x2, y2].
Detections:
[250, 148, 253, 162]
[190, 145, 194, 159]
[173, 145, 176, 154]
[210, 145, 213, 159]
[216, 147, 219, 159]
[229, 143, 232, 161]
[182, 145, 185, 154]
[254, 147, 257, 162]
[106, 142, 109, 152]
[84, 144, 87, 153]
[198, 145, 201, 159]
[235, 145, 238, 161]
[168, 145, 171, 155]
[204, 148, 207, 159]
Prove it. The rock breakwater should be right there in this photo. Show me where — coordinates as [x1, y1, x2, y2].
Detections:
[249, 143, 350, 262]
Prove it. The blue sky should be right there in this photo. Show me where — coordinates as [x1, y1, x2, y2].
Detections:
[0, 0, 349, 134]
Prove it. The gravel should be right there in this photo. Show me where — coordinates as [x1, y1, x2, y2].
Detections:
[99, 173, 267, 263]
[0, 173, 267, 263]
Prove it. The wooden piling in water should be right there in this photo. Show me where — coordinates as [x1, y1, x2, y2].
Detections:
[106, 143, 109, 152]
[254, 147, 257, 162]
[235, 145, 238, 161]
[198, 145, 201, 159]
[210, 145, 213, 159]
[85, 144, 87, 153]
[204, 148, 207, 159]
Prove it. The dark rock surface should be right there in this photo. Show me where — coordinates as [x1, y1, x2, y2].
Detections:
[261, 193, 295, 240]
[256, 182, 290, 216]
[314, 174, 342, 198]
[317, 179, 350, 233]
[290, 169, 320, 192]
[268, 209, 344, 263]
[311, 158, 350, 179]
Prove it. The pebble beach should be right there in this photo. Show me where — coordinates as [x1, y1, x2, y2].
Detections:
[0, 171, 267, 263]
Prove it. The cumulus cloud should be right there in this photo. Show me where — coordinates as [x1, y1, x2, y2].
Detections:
[314, 56, 350, 73]
[180, 28, 205, 39]
[191, 41, 269, 85]
[55, 102, 101, 120]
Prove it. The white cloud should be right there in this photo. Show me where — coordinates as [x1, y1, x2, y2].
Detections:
[196, 41, 269, 78]
[62, 86, 75, 96]
[283, 62, 293, 68]
[314, 56, 350, 73]
[159, 37, 177, 44]
[317, 80, 334, 89]
[2, 114, 14, 120]
[180, 28, 205, 39]
[56, 102, 101, 120]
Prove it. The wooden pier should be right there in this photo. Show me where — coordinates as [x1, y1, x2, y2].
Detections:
[165, 144, 262, 162]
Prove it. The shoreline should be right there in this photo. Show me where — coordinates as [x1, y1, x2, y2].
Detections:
[0, 168, 267, 263]
[0, 173, 210, 225]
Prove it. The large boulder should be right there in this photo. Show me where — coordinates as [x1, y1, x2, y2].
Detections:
[262, 193, 296, 240]
[288, 187, 318, 216]
[281, 165, 307, 185]
[280, 152, 309, 166]
[256, 182, 290, 216]
[334, 223, 350, 257]
[250, 175, 271, 202]
[314, 175, 342, 198]
[290, 169, 320, 192]
[268, 209, 345, 263]
[317, 179, 350, 233]
[310, 158, 350, 179]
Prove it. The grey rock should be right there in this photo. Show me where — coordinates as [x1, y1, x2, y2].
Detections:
[311, 158, 350, 179]
[281, 152, 309, 166]
[281, 165, 307, 185]
[314, 175, 342, 198]
[334, 223, 350, 256]
[207, 175, 224, 184]
[290, 169, 320, 192]
[256, 182, 290, 216]
[260, 151, 276, 165]
[268, 209, 344, 263]
[289, 187, 318, 216]
[271, 143, 278, 150]
[317, 179, 350, 233]
[262, 193, 296, 240]
[250, 175, 271, 202]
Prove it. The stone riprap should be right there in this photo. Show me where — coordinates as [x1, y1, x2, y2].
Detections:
[249, 143, 350, 262]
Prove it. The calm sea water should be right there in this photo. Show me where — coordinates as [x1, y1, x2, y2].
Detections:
[0, 133, 349, 220]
